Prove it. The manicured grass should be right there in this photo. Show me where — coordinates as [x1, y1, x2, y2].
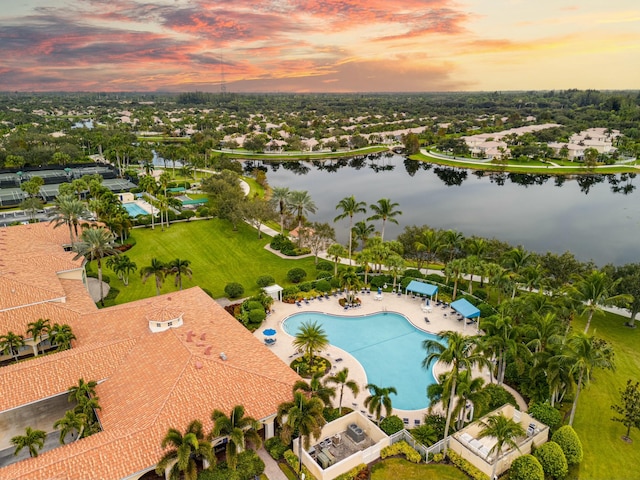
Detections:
[101, 219, 317, 305]
[569, 312, 640, 480]
[370, 458, 468, 480]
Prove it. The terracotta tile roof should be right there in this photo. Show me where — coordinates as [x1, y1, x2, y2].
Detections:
[0, 299, 82, 338]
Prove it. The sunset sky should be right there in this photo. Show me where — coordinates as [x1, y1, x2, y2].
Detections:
[1, 0, 638, 92]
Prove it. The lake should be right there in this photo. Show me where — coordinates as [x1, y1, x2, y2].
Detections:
[245, 154, 640, 266]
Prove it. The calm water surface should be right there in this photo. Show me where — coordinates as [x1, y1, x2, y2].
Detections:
[247, 155, 640, 265]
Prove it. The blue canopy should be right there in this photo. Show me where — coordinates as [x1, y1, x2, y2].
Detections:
[263, 328, 277, 336]
[405, 280, 438, 297]
[450, 298, 481, 319]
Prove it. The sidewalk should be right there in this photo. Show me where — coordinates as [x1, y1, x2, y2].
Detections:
[257, 446, 287, 480]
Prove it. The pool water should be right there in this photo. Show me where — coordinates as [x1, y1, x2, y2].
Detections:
[283, 311, 441, 410]
[122, 202, 148, 217]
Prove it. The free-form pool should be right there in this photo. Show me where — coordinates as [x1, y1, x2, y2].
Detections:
[122, 202, 148, 217]
[283, 311, 441, 410]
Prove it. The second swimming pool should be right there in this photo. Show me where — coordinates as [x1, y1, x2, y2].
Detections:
[283, 311, 441, 411]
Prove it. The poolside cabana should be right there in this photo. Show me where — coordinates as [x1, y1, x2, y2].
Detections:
[405, 280, 438, 302]
[450, 298, 481, 332]
[263, 284, 284, 302]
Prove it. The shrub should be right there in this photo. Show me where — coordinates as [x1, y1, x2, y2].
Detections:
[244, 300, 264, 312]
[298, 281, 313, 292]
[379, 415, 405, 435]
[248, 309, 266, 324]
[477, 303, 496, 318]
[283, 449, 317, 480]
[235, 450, 265, 480]
[316, 260, 333, 271]
[509, 454, 544, 480]
[404, 269, 424, 279]
[196, 206, 210, 217]
[422, 414, 446, 440]
[265, 436, 289, 460]
[224, 282, 245, 299]
[411, 424, 439, 446]
[370, 275, 391, 288]
[180, 210, 196, 220]
[287, 268, 307, 283]
[447, 450, 490, 480]
[431, 453, 444, 463]
[315, 271, 332, 280]
[481, 384, 517, 413]
[551, 425, 583, 465]
[534, 441, 568, 480]
[330, 278, 341, 289]
[380, 440, 421, 463]
[529, 402, 562, 432]
[269, 234, 288, 250]
[334, 464, 368, 480]
[256, 275, 276, 288]
[323, 407, 342, 423]
[315, 279, 331, 293]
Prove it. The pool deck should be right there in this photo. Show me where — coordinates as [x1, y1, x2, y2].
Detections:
[256, 292, 525, 426]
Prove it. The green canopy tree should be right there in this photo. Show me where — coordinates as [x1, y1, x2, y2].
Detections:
[210, 405, 262, 471]
[334, 195, 367, 265]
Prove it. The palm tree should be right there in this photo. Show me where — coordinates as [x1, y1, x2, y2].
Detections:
[49, 323, 76, 351]
[293, 373, 337, 408]
[167, 258, 193, 290]
[27, 318, 51, 355]
[351, 220, 375, 251]
[11, 427, 47, 458]
[423, 331, 488, 454]
[357, 249, 375, 286]
[210, 405, 262, 470]
[479, 313, 528, 385]
[477, 413, 526, 479]
[364, 383, 397, 423]
[68, 378, 98, 403]
[565, 270, 632, 334]
[367, 198, 402, 242]
[277, 391, 325, 478]
[502, 247, 533, 298]
[139, 175, 158, 230]
[140, 258, 167, 296]
[326, 243, 347, 276]
[49, 194, 88, 246]
[334, 196, 367, 265]
[271, 186, 291, 234]
[444, 258, 466, 301]
[327, 368, 360, 414]
[338, 266, 362, 303]
[292, 320, 329, 367]
[429, 370, 487, 430]
[73, 227, 119, 306]
[414, 228, 443, 274]
[107, 255, 137, 286]
[441, 230, 465, 264]
[0, 331, 25, 362]
[385, 254, 405, 291]
[156, 420, 214, 480]
[288, 190, 317, 237]
[54, 410, 87, 444]
[561, 333, 615, 425]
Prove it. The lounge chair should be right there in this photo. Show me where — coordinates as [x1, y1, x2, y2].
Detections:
[264, 338, 276, 346]
[335, 358, 343, 362]
[296, 301, 302, 308]
[424, 317, 430, 324]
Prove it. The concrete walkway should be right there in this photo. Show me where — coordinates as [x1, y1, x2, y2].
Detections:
[257, 446, 287, 480]
[86, 277, 110, 303]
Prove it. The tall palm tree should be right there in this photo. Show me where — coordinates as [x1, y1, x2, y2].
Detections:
[351, 220, 375, 251]
[444, 258, 466, 301]
[277, 391, 325, 478]
[210, 405, 262, 470]
[49, 323, 76, 351]
[364, 383, 397, 423]
[156, 420, 214, 480]
[49, 194, 88, 246]
[367, 198, 402, 242]
[423, 331, 488, 454]
[167, 258, 192, 290]
[54, 410, 87, 444]
[415, 228, 443, 274]
[293, 373, 337, 408]
[107, 255, 137, 286]
[0, 331, 25, 362]
[561, 333, 615, 425]
[428, 370, 488, 430]
[327, 368, 360, 414]
[479, 313, 528, 385]
[140, 258, 167, 296]
[357, 249, 375, 286]
[441, 230, 465, 264]
[565, 270, 632, 334]
[334, 196, 367, 265]
[288, 190, 317, 237]
[73, 227, 119, 306]
[139, 175, 158, 230]
[502, 247, 533, 299]
[292, 320, 329, 367]
[326, 243, 347, 276]
[270, 186, 291, 234]
[477, 413, 526, 480]
[27, 318, 51, 355]
[11, 427, 47, 458]
[68, 378, 98, 403]
[385, 254, 405, 291]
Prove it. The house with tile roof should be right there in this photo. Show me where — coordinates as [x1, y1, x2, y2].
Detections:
[0, 222, 299, 479]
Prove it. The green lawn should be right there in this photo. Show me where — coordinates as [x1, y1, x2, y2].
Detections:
[570, 312, 640, 480]
[370, 458, 468, 480]
[100, 219, 317, 305]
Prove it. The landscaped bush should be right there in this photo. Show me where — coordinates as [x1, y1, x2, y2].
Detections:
[380, 440, 421, 463]
[529, 402, 562, 432]
[196, 206, 210, 217]
[509, 454, 544, 480]
[316, 260, 333, 271]
[179, 210, 196, 220]
[422, 414, 446, 440]
[334, 464, 368, 480]
[243, 300, 264, 312]
[235, 450, 265, 480]
[431, 453, 444, 463]
[552, 425, 584, 465]
[477, 303, 495, 318]
[370, 275, 391, 288]
[447, 450, 490, 480]
[379, 415, 405, 435]
[287, 268, 307, 283]
[404, 269, 424, 279]
[282, 286, 300, 301]
[534, 441, 568, 480]
[283, 449, 317, 480]
[323, 406, 342, 423]
[411, 424, 439, 446]
[224, 282, 245, 299]
[248, 309, 266, 324]
[269, 234, 289, 250]
[315, 279, 331, 293]
[256, 275, 276, 288]
[298, 281, 313, 292]
[480, 384, 517, 413]
[265, 436, 289, 460]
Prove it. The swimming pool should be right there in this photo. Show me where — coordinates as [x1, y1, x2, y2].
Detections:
[122, 202, 148, 217]
[283, 311, 442, 410]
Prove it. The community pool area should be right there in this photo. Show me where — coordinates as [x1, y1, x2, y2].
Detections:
[283, 311, 442, 410]
[122, 202, 149, 217]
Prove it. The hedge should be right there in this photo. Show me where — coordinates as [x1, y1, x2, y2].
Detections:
[264, 436, 288, 460]
[534, 441, 568, 480]
[379, 416, 404, 435]
[334, 464, 368, 480]
[446, 450, 490, 480]
[551, 425, 583, 465]
[529, 402, 562, 432]
[380, 441, 421, 463]
[224, 282, 245, 299]
[256, 275, 275, 288]
[509, 454, 544, 480]
[287, 268, 308, 283]
[283, 449, 317, 480]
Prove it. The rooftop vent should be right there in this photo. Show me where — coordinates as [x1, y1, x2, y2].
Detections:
[219, 352, 227, 361]
[147, 303, 184, 333]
